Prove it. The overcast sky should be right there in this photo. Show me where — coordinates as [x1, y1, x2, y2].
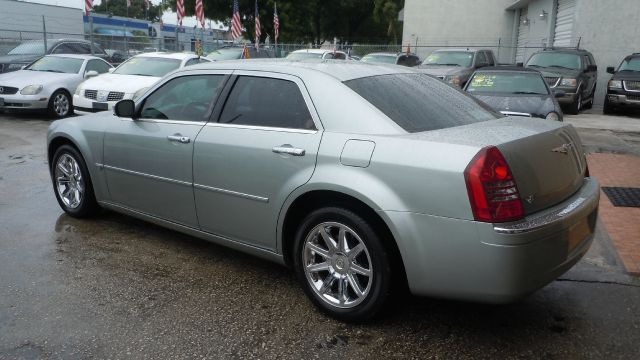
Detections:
[21, 0, 223, 28]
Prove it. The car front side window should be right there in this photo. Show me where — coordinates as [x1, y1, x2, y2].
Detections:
[86, 59, 112, 74]
[140, 75, 225, 122]
[219, 76, 315, 130]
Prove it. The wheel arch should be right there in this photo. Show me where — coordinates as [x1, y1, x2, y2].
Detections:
[279, 189, 408, 289]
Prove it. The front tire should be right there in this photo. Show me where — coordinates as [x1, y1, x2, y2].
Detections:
[567, 88, 582, 115]
[293, 207, 392, 322]
[51, 145, 100, 218]
[48, 90, 73, 118]
[603, 98, 615, 115]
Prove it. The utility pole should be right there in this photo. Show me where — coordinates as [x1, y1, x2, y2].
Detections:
[42, 16, 47, 52]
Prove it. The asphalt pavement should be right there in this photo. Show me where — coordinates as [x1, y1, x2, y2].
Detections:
[1, 113, 639, 359]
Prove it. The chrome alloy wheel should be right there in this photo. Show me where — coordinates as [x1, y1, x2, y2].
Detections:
[53, 93, 70, 117]
[303, 222, 373, 308]
[54, 154, 84, 209]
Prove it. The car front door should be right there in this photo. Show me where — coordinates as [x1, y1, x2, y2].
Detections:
[582, 55, 597, 98]
[103, 72, 228, 227]
[193, 72, 322, 250]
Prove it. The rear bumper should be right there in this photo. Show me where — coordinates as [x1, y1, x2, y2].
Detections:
[384, 177, 599, 303]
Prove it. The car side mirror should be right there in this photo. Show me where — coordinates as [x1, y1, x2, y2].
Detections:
[85, 70, 98, 78]
[114, 99, 136, 118]
[606, 66, 615, 74]
[586, 64, 597, 72]
[21, 65, 27, 70]
[553, 90, 566, 98]
[108, 68, 115, 73]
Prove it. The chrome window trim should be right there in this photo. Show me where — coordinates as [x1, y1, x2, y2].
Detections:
[623, 80, 640, 93]
[194, 183, 269, 203]
[204, 122, 317, 134]
[102, 164, 191, 187]
[500, 111, 532, 117]
[120, 118, 207, 126]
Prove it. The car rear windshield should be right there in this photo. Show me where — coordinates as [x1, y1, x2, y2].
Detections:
[114, 57, 181, 77]
[466, 72, 549, 95]
[422, 51, 473, 67]
[207, 48, 243, 60]
[8, 42, 45, 55]
[361, 54, 397, 64]
[286, 52, 323, 60]
[527, 52, 581, 70]
[345, 73, 500, 133]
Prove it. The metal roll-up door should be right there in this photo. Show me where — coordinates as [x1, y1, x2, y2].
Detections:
[553, 0, 576, 47]
[515, 8, 529, 64]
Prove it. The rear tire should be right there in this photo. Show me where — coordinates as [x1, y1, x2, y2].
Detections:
[293, 207, 392, 322]
[51, 145, 100, 218]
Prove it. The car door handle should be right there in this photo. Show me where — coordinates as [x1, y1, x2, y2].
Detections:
[272, 145, 305, 156]
[167, 134, 190, 144]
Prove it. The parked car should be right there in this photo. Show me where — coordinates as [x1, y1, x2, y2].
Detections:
[464, 66, 564, 121]
[207, 46, 275, 60]
[0, 39, 109, 73]
[286, 49, 348, 60]
[73, 52, 211, 114]
[525, 48, 597, 115]
[360, 52, 421, 67]
[416, 48, 496, 88]
[104, 49, 128, 66]
[604, 53, 640, 115]
[48, 61, 598, 321]
[0, 54, 112, 118]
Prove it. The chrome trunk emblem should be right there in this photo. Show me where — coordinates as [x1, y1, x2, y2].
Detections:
[551, 143, 573, 154]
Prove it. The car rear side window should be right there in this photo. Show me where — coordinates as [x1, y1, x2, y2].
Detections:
[345, 73, 499, 133]
[219, 76, 315, 130]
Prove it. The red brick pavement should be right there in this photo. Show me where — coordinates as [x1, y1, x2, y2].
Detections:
[587, 153, 640, 275]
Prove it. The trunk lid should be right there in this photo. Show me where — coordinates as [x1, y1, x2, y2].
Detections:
[406, 117, 587, 215]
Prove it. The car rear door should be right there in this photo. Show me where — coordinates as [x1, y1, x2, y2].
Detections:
[193, 72, 322, 250]
[103, 72, 228, 227]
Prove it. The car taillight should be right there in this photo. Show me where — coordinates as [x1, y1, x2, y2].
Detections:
[464, 146, 524, 223]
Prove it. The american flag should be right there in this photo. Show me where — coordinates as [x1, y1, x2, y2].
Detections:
[85, 0, 92, 16]
[254, 0, 261, 47]
[231, 0, 242, 40]
[177, 0, 185, 26]
[196, 0, 205, 28]
[273, 2, 279, 41]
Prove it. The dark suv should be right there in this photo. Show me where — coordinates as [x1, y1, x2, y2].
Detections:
[0, 38, 108, 73]
[525, 48, 597, 114]
[604, 53, 640, 114]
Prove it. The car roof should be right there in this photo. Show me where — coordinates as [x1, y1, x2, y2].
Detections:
[45, 54, 103, 61]
[134, 52, 198, 60]
[536, 48, 592, 55]
[364, 52, 398, 57]
[474, 66, 541, 73]
[185, 59, 414, 81]
[433, 48, 488, 53]
[290, 49, 345, 55]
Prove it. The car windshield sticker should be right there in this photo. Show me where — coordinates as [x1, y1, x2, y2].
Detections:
[470, 75, 496, 88]
[426, 55, 439, 62]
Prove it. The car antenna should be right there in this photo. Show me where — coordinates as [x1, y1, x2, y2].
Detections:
[576, 37, 581, 50]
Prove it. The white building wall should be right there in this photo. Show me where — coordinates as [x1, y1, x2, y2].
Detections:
[0, 0, 83, 35]
[401, 0, 516, 63]
[573, 0, 640, 105]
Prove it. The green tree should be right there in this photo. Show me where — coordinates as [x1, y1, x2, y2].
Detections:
[373, 0, 402, 44]
[92, 0, 165, 22]
[168, 0, 400, 44]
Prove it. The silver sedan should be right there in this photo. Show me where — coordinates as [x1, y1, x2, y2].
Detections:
[0, 54, 112, 118]
[47, 60, 599, 321]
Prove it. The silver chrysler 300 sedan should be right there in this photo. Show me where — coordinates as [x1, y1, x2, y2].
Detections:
[47, 60, 599, 321]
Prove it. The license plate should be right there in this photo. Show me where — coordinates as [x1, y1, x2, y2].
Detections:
[568, 217, 592, 253]
[92, 102, 108, 110]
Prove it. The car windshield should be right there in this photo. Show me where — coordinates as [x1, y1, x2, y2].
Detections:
[466, 72, 549, 95]
[345, 73, 500, 133]
[619, 57, 640, 72]
[25, 56, 83, 74]
[422, 51, 473, 67]
[286, 52, 324, 60]
[361, 54, 397, 64]
[8, 42, 45, 55]
[207, 48, 243, 60]
[527, 52, 581, 70]
[113, 57, 181, 77]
